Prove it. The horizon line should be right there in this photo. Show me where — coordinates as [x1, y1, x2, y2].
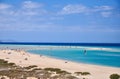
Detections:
[0, 42, 120, 46]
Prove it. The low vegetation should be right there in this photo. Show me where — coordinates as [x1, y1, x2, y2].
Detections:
[1, 59, 120, 79]
[0, 59, 79, 79]
[23, 65, 38, 70]
[0, 59, 15, 68]
[110, 74, 120, 79]
[74, 72, 91, 76]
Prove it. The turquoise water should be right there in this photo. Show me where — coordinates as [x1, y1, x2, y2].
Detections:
[28, 46, 120, 68]
[0, 44, 120, 67]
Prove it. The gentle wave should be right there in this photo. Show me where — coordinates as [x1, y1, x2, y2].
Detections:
[0, 44, 120, 52]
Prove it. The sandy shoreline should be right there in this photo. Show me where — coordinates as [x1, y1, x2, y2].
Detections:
[0, 49, 120, 79]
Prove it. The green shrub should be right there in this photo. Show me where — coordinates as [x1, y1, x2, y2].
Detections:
[81, 72, 90, 75]
[74, 72, 82, 75]
[44, 68, 70, 75]
[28, 65, 38, 68]
[74, 72, 90, 76]
[8, 63, 15, 66]
[0, 59, 8, 64]
[24, 65, 38, 70]
[67, 75, 77, 79]
[110, 74, 120, 79]
[44, 68, 61, 72]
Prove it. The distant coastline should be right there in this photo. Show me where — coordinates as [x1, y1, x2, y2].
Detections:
[0, 42, 120, 46]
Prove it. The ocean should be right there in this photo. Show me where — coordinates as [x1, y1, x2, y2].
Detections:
[0, 42, 120, 68]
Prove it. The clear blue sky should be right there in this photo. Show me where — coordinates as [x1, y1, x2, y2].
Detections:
[0, 0, 120, 43]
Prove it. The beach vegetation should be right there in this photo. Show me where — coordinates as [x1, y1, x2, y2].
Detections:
[44, 68, 71, 75]
[30, 65, 38, 67]
[23, 65, 38, 70]
[74, 72, 90, 76]
[110, 74, 120, 79]
[8, 63, 15, 66]
[0, 59, 8, 64]
[81, 72, 91, 75]
[66, 75, 79, 79]
[0, 59, 91, 79]
[56, 70, 71, 75]
[0, 59, 15, 68]
[74, 72, 82, 76]
[44, 68, 61, 72]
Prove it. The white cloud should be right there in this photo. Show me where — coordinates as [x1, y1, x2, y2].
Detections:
[0, 21, 56, 31]
[93, 6, 113, 17]
[18, 1, 46, 16]
[0, 3, 14, 15]
[0, 2, 118, 32]
[60, 4, 87, 14]
[0, 1, 49, 32]
[0, 1, 47, 16]
[64, 25, 120, 32]
[16, 8, 47, 16]
[22, 1, 43, 9]
[59, 4, 113, 17]
[0, 3, 12, 10]
[101, 12, 112, 17]
[94, 6, 113, 11]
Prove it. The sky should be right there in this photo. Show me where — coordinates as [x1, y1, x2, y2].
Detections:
[0, 0, 120, 43]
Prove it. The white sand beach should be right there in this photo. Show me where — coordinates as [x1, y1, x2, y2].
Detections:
[0, 49, 120, 79]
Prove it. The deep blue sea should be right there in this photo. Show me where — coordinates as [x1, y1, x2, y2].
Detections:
[0, 42, 120, 68]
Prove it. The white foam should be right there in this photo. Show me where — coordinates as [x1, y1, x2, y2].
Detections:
[0, 45, 120, 52]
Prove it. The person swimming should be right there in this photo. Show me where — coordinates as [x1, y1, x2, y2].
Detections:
[84, 49, 87, 55]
